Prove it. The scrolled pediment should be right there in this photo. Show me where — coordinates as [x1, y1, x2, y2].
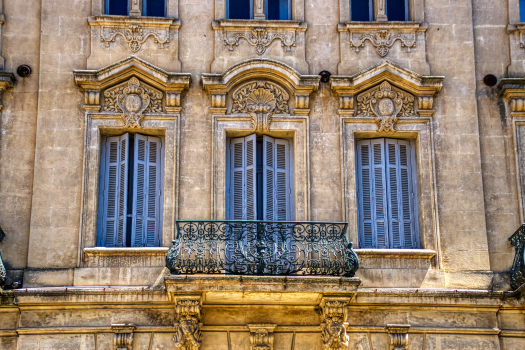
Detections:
[331, 61, 444, 129]
[73, 57, 191, 118]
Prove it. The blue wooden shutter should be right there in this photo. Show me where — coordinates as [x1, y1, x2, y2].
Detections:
[357, 139, 388, 248]
[100, 134, 129, 247]
[263, 136, 291, 221]
[132, 134, 162, 247]
[263, 136, 275, 221]
[229, 135, 257, 220]
[385, 139, 417, 249]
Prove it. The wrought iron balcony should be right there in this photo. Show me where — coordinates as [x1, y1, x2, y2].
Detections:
[510, 224, 525, 290]
[166, 220, 359, 277]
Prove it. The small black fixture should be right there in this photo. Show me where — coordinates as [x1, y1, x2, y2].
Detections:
[319, 71, 332, 83]
[17, 65, 32, 78]
[483, 74, 497, 87]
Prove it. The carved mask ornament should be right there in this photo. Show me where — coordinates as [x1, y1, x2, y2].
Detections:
[114, 77, 151, 128]
[232, 81, 290, 132]
[321, 301, 350, 350]
[173, 300, 203, 350]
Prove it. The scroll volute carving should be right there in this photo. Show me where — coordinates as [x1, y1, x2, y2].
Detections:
[231, 80, 290, 132]
[112, 324, 136, 350]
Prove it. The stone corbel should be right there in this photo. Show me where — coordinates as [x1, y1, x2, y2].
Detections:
[248, 324, 276, 350]
[319, 296, 351, 350]
[499, 78, 525, 118]
[210, 91, 227, 115]
[386, 324, 410, 350]
[0, 71, 15, 111]
[294, 94, 310, 115]
[173, 296, 203, 350]
[337, 94, 354, 116]
[112, 323, 136, 350]
[166, 90, 182, 113]
[417, 95, 434, 117]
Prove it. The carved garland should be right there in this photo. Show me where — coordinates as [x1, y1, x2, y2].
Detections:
[101, 24, 170, 52]
[224, 28, 296, 55]
[103, 77, 164, 128]
[232, 80, 290, 132]
[356, 81, 415, 132]
[349, 30, 416, 57]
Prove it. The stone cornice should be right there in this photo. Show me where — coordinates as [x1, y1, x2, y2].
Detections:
[88, 15, 181, 28]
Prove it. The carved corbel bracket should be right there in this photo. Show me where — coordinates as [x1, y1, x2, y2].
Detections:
[294, 94, 310, 115]
[386, 324, 410, 350]
[339, 22, 424, 58]
[319, 297, 351, 350]
[499, 78, 525, 118]
[73, 56, 191, 122]
[210, 91, 227, 115]
[330, 61, 443, 128]
[173, 296, 203, 350]
[0, 71, 15, 111]
[248, 324, 276, 350]
[112, 323, 136, 350]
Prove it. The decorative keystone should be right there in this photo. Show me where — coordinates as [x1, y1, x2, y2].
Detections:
[386, 324, 410, 350]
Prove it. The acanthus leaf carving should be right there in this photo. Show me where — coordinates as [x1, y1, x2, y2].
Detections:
[320, 300, 350, 350]
[173, 299, 203, 350]
[224, 28, 296, 55]
[101, 24, 170, 52]
[232, 81, 290, 132]
[356, 81, 415, 132]
[103, 77, 164, 128]
[349, 29, 416, 57]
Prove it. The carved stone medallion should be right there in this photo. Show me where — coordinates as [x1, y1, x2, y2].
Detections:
[232, 81, 289, 132]
[356, 81, 415, 132]
[103, 77, 163, 128]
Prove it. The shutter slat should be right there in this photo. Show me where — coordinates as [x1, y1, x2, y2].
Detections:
[230, 137, 248, 220]
[263, 136, 275, 221]
[275, 139, 289, 221]
[246, 135, 257, 220]
[357, 141, 374, 248]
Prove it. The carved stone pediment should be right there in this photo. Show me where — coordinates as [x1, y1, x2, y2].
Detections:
[331, 61, 443, 128]
[202, 58, 319, 118]
[74, 57, 191, 125]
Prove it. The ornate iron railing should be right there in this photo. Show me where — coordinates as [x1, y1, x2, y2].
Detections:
[510, 224, 525, 290]
[166, 220, 359, 277]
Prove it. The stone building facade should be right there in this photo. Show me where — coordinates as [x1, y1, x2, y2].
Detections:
[1, 0, 525, 349]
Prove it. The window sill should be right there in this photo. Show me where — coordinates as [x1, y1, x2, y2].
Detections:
[355, 249, 436, 259]
[339, 21, 425, 31]
[88, 15, 180, 28]
[212, 19, 306, 31]
[82, 247, 169, 267]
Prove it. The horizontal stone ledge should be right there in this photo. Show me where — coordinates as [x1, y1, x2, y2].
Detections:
[83, 247, 170, 257]
[355, 249, 436, 259]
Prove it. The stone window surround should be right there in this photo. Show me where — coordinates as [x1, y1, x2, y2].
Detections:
[331, 61, 443, 265]
[215, 0, 304, 21]
[202, 59, 320, 220]
[73, 57, 191, 267]
[92, 0, 179, 17]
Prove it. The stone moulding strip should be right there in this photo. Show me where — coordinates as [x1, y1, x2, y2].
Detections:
[6, 326, 505, 336]
[355, 249, 436, 259]
[83, 247, 169, 257]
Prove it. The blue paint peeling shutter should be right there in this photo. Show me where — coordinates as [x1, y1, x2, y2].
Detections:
[229, 135, 257, 220]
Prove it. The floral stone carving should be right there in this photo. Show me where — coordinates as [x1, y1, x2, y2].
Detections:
[101, 24, 170, 52]
[357, 81, 415, 132]
[350, 30, 416, 57]
[103, 77, 163, 128]
[232, 80, 289, 132]
[320, 300, 350, 350]
[224, 28, 296, 55]
[173, 299, 203, 350]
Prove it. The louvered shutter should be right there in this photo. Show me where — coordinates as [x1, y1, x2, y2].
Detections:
[357, 139, 388, 248]
[132, 134, 162, 247]
[229, 135, 257, 220]
[385, 139, 417, 249]
[263, 136, 291, 221]
[100, 134, 129, 247]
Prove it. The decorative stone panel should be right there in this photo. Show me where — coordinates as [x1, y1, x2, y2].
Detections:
[211, 20, 308, 74]
[87, 16, 182, 72]
[319, 297, 351, 350]
[112, 323, 136, 350]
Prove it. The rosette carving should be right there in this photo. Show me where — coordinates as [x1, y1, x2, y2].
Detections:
[232, 81, 289, 132]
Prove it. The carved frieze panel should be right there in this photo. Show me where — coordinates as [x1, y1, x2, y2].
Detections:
[224, 28, 296, 56]
[101, 24, 170, 52]
[350, 29, 416, 57]
[231, 80, 290, 132]
[356, 81, 415, 132]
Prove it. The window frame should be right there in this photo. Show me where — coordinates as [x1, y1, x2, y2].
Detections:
[346, 0, 417, 23]
[104, 0, 168, 17]
[225, 0, 293, 20]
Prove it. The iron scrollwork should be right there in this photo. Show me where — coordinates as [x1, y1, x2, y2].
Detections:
[510, 224, 525, 290]
[166, 221, 359, 277]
